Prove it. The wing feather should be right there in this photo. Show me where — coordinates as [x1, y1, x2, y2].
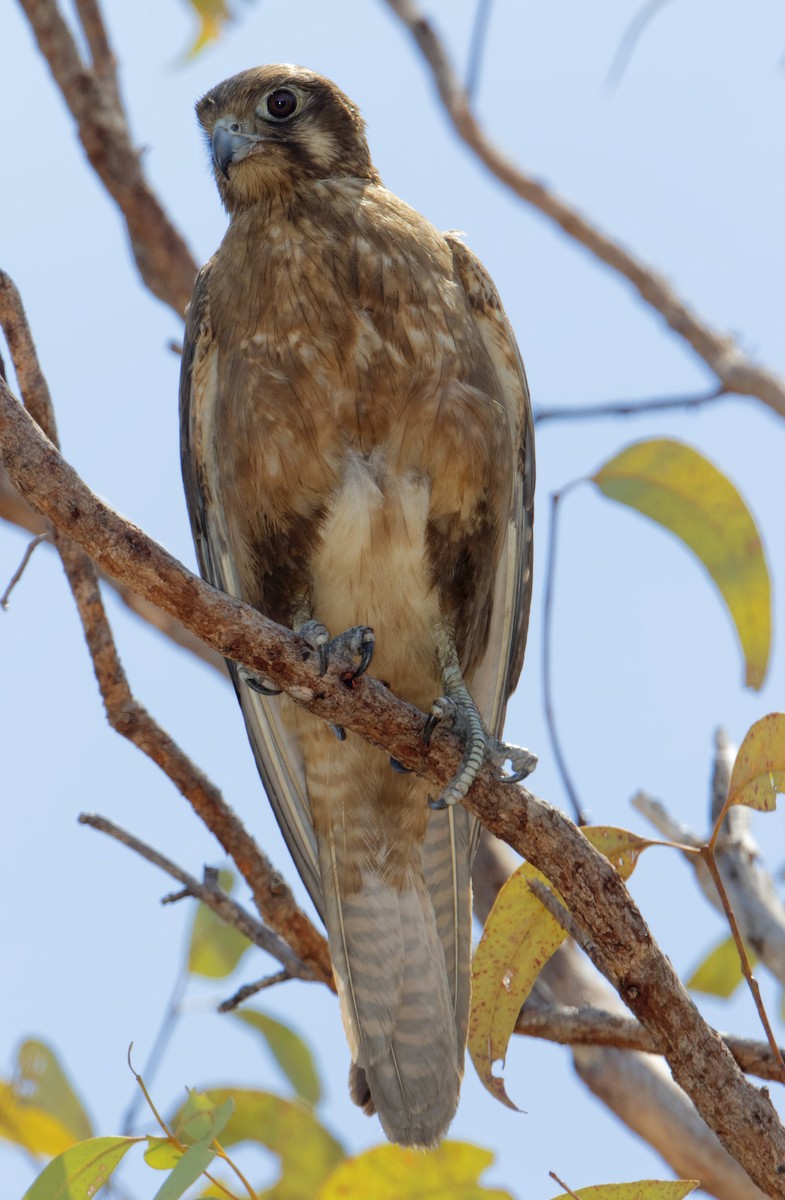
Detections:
[179, 263, 324, 916]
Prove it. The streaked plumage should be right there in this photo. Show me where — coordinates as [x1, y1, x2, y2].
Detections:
[180, 64, 534, 1146]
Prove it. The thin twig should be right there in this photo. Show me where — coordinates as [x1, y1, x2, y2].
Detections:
[534, 384, 729, 425]
[465, 0, 493, 97]
[542, 486, 587, 824]
[121, 966, 188, 1135]
[1, 531, 48, 607]
[549, 1171, 581, 1200]
[699, 846, 785, 1084]
[219, 971, 292, 1012]
[382, 0, 785, 420]
[605, 0, 675, 90]
[78, 813, 317, 982]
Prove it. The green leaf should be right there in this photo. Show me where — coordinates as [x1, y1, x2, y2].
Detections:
[727, 713, 785, 812]
[14, 1040, 93, 1144]
[469, 862, 567, 1109]
[144, 1137, 184, 1170]
[233, 1009, 321, 1105]
[22, 1136, 141, 1200]
[593, 438, 771, 690]
[687, 936, 756, 998]
[151, 1140, 216, 1200]
[188, 870, 251, 978]
[550, 1183, 698, 1200]
[171, 1091, 235, 1146]
[172, 1088, 344, 1198]
[319, 1142, 512, 1199]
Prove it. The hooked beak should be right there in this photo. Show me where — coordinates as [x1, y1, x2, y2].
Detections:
[212, 122, 265, 179]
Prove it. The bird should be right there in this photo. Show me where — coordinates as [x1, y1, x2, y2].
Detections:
[180, 64, 535, 1148]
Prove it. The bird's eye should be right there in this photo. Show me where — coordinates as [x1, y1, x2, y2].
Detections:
[266, 89, 298, 120]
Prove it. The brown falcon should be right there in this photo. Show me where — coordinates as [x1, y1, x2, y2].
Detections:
[180, 64, 535, 1147]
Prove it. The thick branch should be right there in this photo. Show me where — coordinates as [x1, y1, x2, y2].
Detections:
[516, 1002, 785, 1083]
[18, 0, 197, 316]
[382, 0, 785, 419]
[1, 382, 784, 1193]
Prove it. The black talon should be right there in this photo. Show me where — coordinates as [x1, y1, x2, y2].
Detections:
[353, 634, 375, 680]
[331, 725, 346, 741]
[504, 767, 530, 784]
[317, 644, 329, 676]
[390, 757, 412, 773]
[422, 714, 438, 746]
[428, 793, 448, 811]
[244, 676, 282, 697]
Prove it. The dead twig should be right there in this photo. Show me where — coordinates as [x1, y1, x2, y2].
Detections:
[382, 0, 785, 420]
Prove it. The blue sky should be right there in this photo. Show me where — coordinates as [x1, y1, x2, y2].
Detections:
[3, 1, 785, 1195]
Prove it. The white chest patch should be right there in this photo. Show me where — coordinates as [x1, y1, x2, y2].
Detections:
[309, 453, 440, 695]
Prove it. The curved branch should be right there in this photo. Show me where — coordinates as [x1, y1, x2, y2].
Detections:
[2, 379, 784, 1193]
[382, 0, 785, 420]
[18, 0, 197, 316]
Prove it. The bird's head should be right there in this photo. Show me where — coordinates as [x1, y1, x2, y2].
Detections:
[196, 65, 379, 211]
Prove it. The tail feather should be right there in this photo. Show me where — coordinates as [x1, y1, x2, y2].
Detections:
[422, 804, 474, 1055]
[319, 829, 461, 1147]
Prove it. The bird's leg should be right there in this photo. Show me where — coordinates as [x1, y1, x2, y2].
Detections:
[424, 623, 537, 809]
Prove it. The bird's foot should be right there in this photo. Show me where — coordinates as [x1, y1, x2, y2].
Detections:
[423, 690, 486, 810]
[488, 737, 538, 784]
[237, 665, 282, 697]
[298, 620, 376, 682]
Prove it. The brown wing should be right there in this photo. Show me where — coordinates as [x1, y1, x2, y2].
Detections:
[179, 260, 325, 917]
[446, 233, 535, 731]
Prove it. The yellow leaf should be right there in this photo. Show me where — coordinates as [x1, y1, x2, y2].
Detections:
[22, 1135, 142, 1199]
[687, 936, 756, 998]
[14, 1040, 93, 1143]
[582, 827, 657, 880]
[593, 438, 770, 690]
[0, 1082, 76, 1157]
[144, 1136, 184, 1170]
[171, 1091, 234, 1146]
[318, 1141, 513, 1199]
[727, 713, 785, 812]
[182, 0, 232, 58]
[469, 863, 567, 1109]
[550, 1183, 698, 1200]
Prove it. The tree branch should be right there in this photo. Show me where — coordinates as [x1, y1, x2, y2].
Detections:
[78, 812, 317, 982]
[516, 1001, 785, 1083]
[382, 0, 785, 420]
[0, 270, 331, 987]
[1, 366, 784, 1192]
[18, 0, 197, 317]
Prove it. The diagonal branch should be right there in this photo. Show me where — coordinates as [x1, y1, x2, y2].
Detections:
[79, 812, 317, 982]
[0, 270, 331, 986]
[18, 0, 197, 316]
[382, 0, 785, 420]
[1, 369, 784, 1193]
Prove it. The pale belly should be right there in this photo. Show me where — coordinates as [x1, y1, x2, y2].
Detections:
[308, 451, 442, 712]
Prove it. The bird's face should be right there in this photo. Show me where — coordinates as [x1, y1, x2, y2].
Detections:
[196, 65, 379, 211]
